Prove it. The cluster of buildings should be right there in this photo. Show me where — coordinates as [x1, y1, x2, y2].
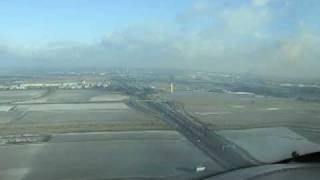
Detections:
[0, 80, 111, 91]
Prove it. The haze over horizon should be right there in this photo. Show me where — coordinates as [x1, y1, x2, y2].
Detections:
[1, 0, 320, 79]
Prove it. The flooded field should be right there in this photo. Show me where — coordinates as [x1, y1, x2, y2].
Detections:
[0, 89, 169, 135]
[90, 94, 129, 102]
[0, 106, 13, 112]
[0, 131, 222, 180]
[44, 89, 106, 103]
[17, 89, 129, 104]
[161, 91, 320, 130]
[17, 103, 129, 111]
[0, 90, 45, 103]
[0, 112, 20, 124]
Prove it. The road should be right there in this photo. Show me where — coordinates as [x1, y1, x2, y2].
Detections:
[114, 79, 260, 169]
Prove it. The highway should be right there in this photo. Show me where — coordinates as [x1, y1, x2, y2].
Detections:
[114, 79, 260, 169]
[143, 100, 259, 168]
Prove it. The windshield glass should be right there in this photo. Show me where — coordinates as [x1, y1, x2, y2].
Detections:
[1, 0, 320, 180]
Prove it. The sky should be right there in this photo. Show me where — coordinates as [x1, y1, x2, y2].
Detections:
[0, 0, 320, 79]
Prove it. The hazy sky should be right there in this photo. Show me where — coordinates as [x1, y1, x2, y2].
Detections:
[0, 0, 319, 79]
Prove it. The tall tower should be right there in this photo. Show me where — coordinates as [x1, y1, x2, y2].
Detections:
[170, 75, 175, 93]
[170, 82, 174, 93]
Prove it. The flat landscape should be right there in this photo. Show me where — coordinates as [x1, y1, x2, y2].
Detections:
[1, 72, 320, 179]
[160, 91, 320, 130]
[0, 89, 170, 135]
[16, 89, 128, 104]
[0, 131, 222, 180]
[0, 81, 226, 179]
[0, 90, 46, 103]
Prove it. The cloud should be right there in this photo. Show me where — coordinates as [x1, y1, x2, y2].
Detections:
[193, 1, 209, 12]
[0, 45, 9, 55]
[266, 28, 320, 78]
[1, 0, 320, 79]
[220, 3, 272, 37]
[175, 0, 218, 25]
[252, 0, 269, 7]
